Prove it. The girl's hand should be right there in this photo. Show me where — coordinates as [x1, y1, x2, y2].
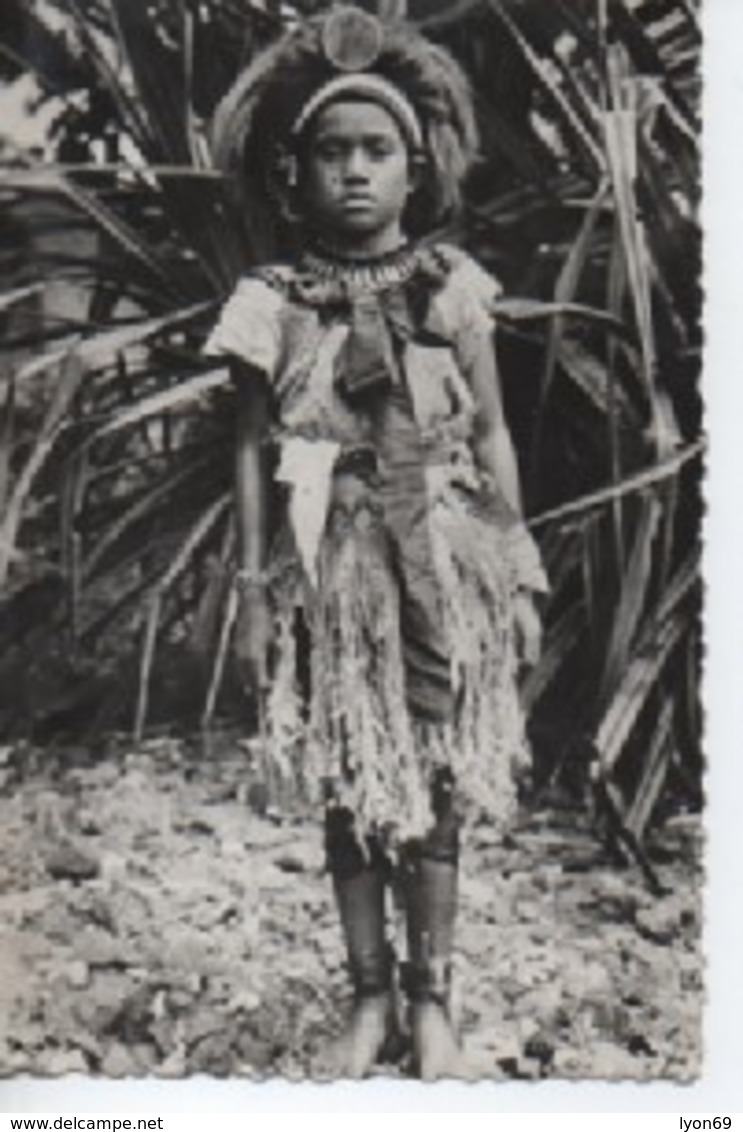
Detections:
[234, 588, 273, 693]
[514, 590, 542, 669]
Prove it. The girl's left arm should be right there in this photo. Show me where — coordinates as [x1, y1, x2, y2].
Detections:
[467, 329, 547, 666]
[467, 328, 524, 520]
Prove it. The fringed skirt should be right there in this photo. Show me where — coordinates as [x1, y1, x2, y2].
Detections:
[263, 474, 528, 845]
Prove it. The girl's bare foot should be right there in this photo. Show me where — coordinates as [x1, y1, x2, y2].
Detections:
[330, 991, 397, 1078]
[411, 1001, 469, 1081]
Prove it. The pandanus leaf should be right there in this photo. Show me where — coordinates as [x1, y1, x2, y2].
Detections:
[0, 284, 45, 314]
[599, 490, 662, 705]
[537, 180, 611, 414]
[0, 170, 177, 293]
[496, 296, 626, 334]
[529, 180, 612, 479]
[88, 367, 229, 443]
[135, 492, 231, 739]
[0, 378, 15, 516]
[528, 439, 704, 530]
[595, 612, 686, 775]
[1, 304, 214, 586]
[522, 599, 585, 711]
[484, 0, 604, 173]
[82, 455, 214, 582]
[0, 355, 85, 588]
[556, 338, 638, 422]
[15, 302, 212, 387]
[624, 698, 675, 839]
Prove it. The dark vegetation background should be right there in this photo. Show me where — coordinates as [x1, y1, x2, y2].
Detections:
[0, 0, 702, 850]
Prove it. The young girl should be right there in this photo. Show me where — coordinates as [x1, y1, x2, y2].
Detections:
[205, 5, 547, 1079]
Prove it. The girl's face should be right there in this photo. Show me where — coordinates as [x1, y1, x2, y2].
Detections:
[300, 98, 415, 252]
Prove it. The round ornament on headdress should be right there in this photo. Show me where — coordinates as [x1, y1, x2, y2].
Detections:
[321, 5, 385, 72]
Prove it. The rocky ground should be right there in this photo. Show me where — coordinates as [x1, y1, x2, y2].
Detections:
[0, 735, 703, 1081]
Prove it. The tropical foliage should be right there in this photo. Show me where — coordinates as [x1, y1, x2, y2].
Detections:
[0, 0, 702, 847]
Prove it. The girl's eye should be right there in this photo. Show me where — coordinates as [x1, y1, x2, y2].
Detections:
[368, 143, 394, 159]
[315, 142, 343, 160]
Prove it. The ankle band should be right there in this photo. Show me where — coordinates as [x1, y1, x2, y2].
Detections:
[400, 957, 452, 1007]
[350, 943, 394, 999]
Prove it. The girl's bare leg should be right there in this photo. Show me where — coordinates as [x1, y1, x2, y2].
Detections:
[399, 770, 469, 1080]
[325, 809, 400, 1077]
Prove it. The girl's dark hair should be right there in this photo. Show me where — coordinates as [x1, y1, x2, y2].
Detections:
[211, 14, 479, 238]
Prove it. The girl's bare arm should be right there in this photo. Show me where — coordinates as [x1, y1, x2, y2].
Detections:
[233, 361, 270, 574]
[466, 329, 545, 663]
[232, 362, 274, 688]
[467, 331, 524, 518]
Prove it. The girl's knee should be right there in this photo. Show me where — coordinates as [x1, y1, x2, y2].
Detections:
[407, 769, 461, 865]
[324, 805, 389, 878]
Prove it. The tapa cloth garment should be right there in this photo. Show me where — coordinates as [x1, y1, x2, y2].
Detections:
[205, 243, 548, 841]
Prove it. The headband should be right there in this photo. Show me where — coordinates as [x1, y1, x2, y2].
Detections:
[291, 73, 424, 150]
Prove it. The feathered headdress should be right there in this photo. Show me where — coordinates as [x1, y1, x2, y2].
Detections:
[211, 5, 479, 233]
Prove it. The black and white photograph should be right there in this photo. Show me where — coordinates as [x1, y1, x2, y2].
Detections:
[0, 0, 703, 1086]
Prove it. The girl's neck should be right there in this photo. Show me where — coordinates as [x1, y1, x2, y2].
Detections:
[308, 225, 408, 263]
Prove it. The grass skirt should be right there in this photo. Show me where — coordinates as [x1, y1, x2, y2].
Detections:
[264, 483, 528, 845]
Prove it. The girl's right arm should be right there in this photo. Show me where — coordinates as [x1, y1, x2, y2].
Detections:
[233, 361, 272, 691]
[202, 274, 283, 687]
